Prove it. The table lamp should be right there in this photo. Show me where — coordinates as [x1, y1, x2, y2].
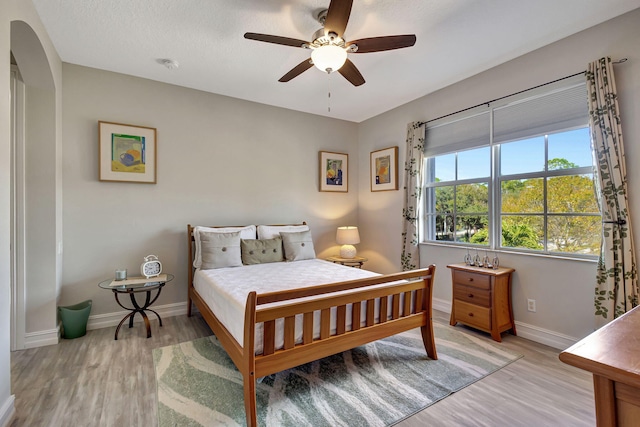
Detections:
[336, 226, 360, 259]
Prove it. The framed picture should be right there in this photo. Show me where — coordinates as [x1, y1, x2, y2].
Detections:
[99, 121, 157, 183]
[319, 151, 348, 192]
[370, 146, 398, 192]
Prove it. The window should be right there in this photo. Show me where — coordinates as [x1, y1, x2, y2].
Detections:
[424, 147, 490, 244]
[423, 77, 601, 257]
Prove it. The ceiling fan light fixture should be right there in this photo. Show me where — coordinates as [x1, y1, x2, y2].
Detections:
[311, 44, 347, 73]
[244, 0, 416, 86]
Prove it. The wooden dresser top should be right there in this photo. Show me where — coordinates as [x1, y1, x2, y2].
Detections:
[560, 305, 640, 389]
[447, 263, 515, 276]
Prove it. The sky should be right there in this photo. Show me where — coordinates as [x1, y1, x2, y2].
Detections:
[434, 127, 592, 181]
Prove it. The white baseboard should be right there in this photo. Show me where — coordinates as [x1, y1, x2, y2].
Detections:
[514, 321, 578, 350]
[24, 326, 59, 349]
[20, 302, 189, 349]
[87, 301, 189, 330]
[22, 299, 579, 351]
[0, 395, 15, 427]
[432, 297, 578, 350]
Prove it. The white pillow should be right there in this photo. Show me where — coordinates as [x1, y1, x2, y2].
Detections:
[199, 231, 242, 269]
[193, 225, 256, 268]
[280, 230, 316, 261]
[257, 224, 309, 240]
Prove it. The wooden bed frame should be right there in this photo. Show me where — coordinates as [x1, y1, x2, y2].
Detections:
[187, 224, 437, 426]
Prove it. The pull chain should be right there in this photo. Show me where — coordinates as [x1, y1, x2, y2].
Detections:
[327, 72, 332, 113]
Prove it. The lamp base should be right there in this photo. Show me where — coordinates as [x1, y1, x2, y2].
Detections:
[340, 245, 357, 259]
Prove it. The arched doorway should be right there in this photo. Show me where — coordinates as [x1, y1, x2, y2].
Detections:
[10, 20, 59, 350]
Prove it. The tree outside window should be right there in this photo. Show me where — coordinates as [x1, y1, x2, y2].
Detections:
[424, 128, 601, 256]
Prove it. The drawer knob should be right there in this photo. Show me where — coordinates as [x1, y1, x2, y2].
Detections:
[468, 312, 474, 317]
[468, 293, 474, 298]
[468, 278, 474, 282]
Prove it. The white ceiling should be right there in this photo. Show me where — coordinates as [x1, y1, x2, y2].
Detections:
[32, 0, 640, 123]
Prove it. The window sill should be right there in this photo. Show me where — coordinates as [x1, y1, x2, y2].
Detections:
[418, 241, 598, 264]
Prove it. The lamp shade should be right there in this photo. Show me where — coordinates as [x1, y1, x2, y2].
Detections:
[311, 45, 347, 73]
[336, 226, 360, 245]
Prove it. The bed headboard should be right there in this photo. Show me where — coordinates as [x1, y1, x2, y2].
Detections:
[187, 222, 307, 242]
[187, 222, 308, 288]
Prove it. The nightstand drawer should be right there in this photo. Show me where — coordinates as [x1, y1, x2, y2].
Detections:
[455, 300, 491, 329]
[453, 270, 491, 289]
[454, 285, 491, 307]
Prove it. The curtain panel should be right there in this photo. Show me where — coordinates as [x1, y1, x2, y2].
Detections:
[401, 122, 425, 271]
[588, 57, 638, 324]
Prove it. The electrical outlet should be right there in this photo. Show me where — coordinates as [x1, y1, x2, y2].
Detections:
[527, 299, 536, 312]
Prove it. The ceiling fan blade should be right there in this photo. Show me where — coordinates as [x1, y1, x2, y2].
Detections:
[278, 59, 314, 82]
[244, 32, 308, 48]
[324, 0, 353, 37]
[338, 58, 365, 86]
[347, 35, 417, 53]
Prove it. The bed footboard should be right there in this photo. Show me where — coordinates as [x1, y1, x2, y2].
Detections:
[241, 265, 436, 426]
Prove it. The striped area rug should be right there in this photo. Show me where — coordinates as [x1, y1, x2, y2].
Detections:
[154, 322, 521, 426]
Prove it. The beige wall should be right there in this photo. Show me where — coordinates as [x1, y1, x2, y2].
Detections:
[357, 8, 640, 345]
[60, 64, 359, 317]
[24, 84, 58, 333]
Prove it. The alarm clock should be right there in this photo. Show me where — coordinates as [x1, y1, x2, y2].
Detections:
[141, 255, 162, 278]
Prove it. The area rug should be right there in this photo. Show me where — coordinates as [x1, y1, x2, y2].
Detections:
[153, 322, 522, 427]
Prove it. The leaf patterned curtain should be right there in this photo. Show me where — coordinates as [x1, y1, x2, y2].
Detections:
[588, 57, 638, 324]
[401, 122, 425, 271]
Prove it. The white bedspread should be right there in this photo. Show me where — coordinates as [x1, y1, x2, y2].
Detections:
[194, 259, 382, 352]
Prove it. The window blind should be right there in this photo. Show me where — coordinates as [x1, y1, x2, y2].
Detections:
[424, 74, 588, 156]
[424, 110, 490, 157]
[493, 82, 588, 143]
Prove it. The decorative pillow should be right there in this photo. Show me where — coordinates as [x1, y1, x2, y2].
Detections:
[193, 225, 256, 268]
[280, 230, 316, 261]
[241, 237, 284, 265]
[257, 224, 309, 240]
[199, 231, 242, 269]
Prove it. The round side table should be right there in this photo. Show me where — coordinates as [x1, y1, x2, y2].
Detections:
[98, 274, 174, 340]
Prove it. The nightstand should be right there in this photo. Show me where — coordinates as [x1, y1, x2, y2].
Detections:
[98, 274, 173, 340]
[325, 255, 368, 268]
[447, 263, 516, 342]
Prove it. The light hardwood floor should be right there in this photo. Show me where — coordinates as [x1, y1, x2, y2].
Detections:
[10, 311, 595, 426]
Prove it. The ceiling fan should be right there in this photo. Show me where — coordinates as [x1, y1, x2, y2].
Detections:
[244, 0, 416, 87]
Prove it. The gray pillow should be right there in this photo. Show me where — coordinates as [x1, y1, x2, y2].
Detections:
[200, 231, 242, 269]
[280, 230, 316, 261]
[241, 237, 284, 265]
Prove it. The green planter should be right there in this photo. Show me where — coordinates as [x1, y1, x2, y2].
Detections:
[58, 300, 92, 339]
